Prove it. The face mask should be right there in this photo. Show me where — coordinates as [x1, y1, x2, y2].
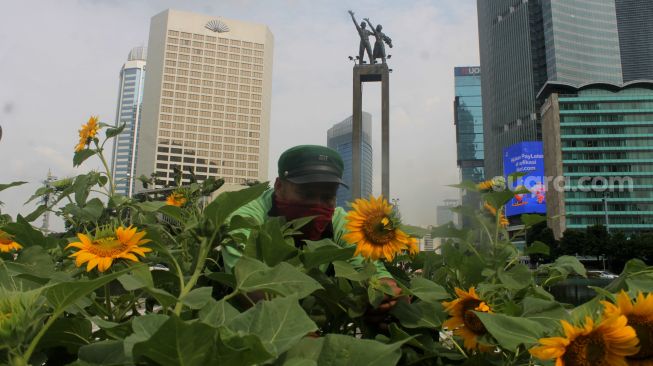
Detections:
[274, 196, 335, 241]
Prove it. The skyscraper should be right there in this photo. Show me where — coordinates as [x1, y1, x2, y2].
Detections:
[476, 0, 546, 178]
[454, 66, 484, 184]
[135, 9, 273, 191]
[615, 0, 653, 82]
[111, 47, 147, 197]
[476, 0, 652, 178]
[327, 113, 373, 208]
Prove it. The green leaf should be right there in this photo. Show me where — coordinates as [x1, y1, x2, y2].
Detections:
[81, 198, 104, 221]
[476, 312, 547, 350]
[117, 264, 154, 291]
[408, 278, 449, 303]
[37, 317, 92, 354]
[520, 297, 570, 330]
[498, 264, 533, 290]
[105, 123, 126, 138]
[204, 182, 269, 227]
[235, 257, 322, 298]
[158, 205, 184, 222]
[78, 340, 131, 366]
[45, 266, 136, 311]
[73, 149, 96, 167]
[553, 256, 586, 277]
[521, 214, 547, 227]
[316, 334, 405, 366]
[0, 181, 27, 192]
[23, 204, 48, 223]
[24, 186, 54, 204]
[214, 328, 273, 365]
[199, 298, 240, 327]
[333, 260, 376, 281]
[123, 314, 169, 358]
[391, 301, 444, 329]
[525, 241, 550, 256]
[248, 217, 298, 266]
[137, 201, 167, 212]
[228, 296, 317, 356]
[181, 286, 213, 309]
[132, 316, 216, 366]
[300, 240, 356, 269]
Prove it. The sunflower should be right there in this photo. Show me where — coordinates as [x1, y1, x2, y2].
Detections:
[343, 195, 418, 261]
[75, 116, 99, 152]
[529, 315, 639, 366]
[483, 201, 509, 228]
[0, 230, 22, 253]
[166, 191, 187, 207]
[66, 226, 151, 272]
[602, 291, 653, 365]
[476, 176, 505, 192]
[442, 287, 494, 351]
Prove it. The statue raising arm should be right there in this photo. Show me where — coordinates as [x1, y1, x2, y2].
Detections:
[348, 10, 362, 33]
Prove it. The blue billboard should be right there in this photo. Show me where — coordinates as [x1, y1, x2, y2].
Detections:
[503, 141, 546, 217]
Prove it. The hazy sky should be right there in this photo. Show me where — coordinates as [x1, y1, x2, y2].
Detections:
[0, 0, 479, 228]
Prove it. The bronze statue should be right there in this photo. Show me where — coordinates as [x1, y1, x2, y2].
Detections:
[364, 18, 393, 64]
[348, 10, 374, 64]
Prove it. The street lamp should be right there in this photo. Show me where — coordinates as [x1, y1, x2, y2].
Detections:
[391, 198, 400, 219]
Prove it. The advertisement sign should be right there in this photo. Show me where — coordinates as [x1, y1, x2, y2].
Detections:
[454, 66, 481, 76]
[503, 141, 546, 217]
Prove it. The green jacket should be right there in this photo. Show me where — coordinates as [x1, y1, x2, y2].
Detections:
[222, 189, 392, 278]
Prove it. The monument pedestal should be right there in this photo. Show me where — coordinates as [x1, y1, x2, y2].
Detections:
[352, 63, 390, 200]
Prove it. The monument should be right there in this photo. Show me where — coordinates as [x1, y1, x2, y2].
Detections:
[348, 10, 392, 200]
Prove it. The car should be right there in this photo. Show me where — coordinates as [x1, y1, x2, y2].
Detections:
[587, 270, 618, 279]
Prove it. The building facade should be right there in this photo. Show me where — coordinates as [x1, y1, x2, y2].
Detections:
[454, 66, 484, 184]
[615, 0, 653, 82]
[476, 0, 653, 178]
[111, 47, 147, 197]
[135, 9, 273, 192]
[539, 82, 653, 238]
[436, 199, 460, 226]
[327, 113, 373, 208]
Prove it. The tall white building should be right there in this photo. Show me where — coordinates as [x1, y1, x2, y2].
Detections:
[135, 9, 274, 191]
[111, 47, 147, 197]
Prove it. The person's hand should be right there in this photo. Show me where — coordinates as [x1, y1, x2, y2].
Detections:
[365, 278, 409, 330]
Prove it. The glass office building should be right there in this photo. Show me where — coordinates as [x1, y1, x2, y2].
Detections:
[541, 0, 623, 85]
[110, 47, 147, 197]
[476, 0, 546, 178]
[476, 0, 653, 178]
[454, 66, 484, 184]
[615, 0, 653, 82]
[540, 82, 653, 237]
[327, 113, 373, 208]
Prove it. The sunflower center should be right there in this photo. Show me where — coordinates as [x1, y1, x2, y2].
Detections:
[462, 300, 487, 334]
[563, 334, 607, 366]
[362, 213, 395, 245]
[86, 237, 129, 257]
[628, 315, 653, 360]
[0, 237, 13, 245]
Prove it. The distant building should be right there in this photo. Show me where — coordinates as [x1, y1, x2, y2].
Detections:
[437, 199, 459, 226]
[420, 232, 434, 252]
[135, 9, 274, 192]
[111, 47, 147, 197]
[327, 112, 373, 208]
[539, 81, 653, 238]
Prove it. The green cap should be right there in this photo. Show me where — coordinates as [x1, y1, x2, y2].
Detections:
[278, 145, 347, 187]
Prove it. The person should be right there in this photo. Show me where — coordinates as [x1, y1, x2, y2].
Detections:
[364, 18, 393, 64]
[223, 145, 403, 313]
[348, 10, 374, 64]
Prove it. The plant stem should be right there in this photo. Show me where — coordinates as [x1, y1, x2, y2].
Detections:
[104, 284, 113, 321]
[94, 141, 115, 196]
[22, 311, 60, 363]
[174, 237, 212, 315]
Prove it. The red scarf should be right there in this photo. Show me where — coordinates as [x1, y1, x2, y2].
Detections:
[274, 196, 335, 241]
